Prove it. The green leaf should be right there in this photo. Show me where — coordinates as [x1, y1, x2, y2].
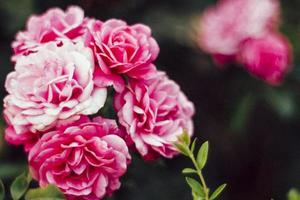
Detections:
[25, 184, 64, 200]
[186, 177, 205, 198]
[191, 138, 197, 153]
[10, 171, 32, 200]
[210, 184, 227, 200]
[196, 141, 209, 170]
[174, 143, 190, 156]
[178, 131, 191, 146]
[192, 191, 204, 200]
[182, 168, 197, 174]
[0, 179, 5, 200]
[287, 188, 300, 200]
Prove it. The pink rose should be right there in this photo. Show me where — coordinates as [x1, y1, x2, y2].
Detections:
[114, 71, 195, 159]
[28, 117, 130, 200]
[4, 40, 107, 138]
[198, 0, 279, 62]
[4, 126, 39, 152]
[4, 113, 91, 152]
[12, 6, 85, 57]
[85, 19, 159, 80]
[238, 33, 292, 85]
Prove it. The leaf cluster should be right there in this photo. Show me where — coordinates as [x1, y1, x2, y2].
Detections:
[0, 170, 64, 200]
[175, 132, 226, 200]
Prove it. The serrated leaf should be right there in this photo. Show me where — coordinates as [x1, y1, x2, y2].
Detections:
[196, 141, 209, 170]
[25, 184, 64, 200]
[0, 179, 4, 200]
[174, 143, 190, 156]
[210, 184, 227, 200]
[191, 138, 197, 153]
[182, 168, 197, 174]
[10, 171, 31, 200]
[186, 177, 205, 197]
[287, 188, 300, 200]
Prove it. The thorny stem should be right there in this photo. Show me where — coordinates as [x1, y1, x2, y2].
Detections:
[188, 150, 210, 200]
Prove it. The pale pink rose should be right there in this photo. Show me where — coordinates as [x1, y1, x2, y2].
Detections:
[12, 6, 85, 56]
[28, 117, 130, 200]
[85, 19, 159, 80]
[238, 33, 292, 85]
[4, 40, 107, 138]
[114, 71, 195, 159]
[198, 0, 279, 62]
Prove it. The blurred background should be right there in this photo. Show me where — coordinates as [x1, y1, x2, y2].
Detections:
[0, 0, 299, 199]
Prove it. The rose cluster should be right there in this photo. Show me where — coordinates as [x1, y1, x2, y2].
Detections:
[198, 0, 292, 85]
[3, 6, 195, 200]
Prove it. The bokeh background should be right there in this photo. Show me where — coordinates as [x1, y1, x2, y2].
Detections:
[0, 0, 299, 199]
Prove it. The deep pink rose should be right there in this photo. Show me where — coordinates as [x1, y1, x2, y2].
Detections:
[85, 19, 159, 80]
[28, 117, 130, 200]
[12, 6, 85, 57]
[238, 33, 292, 85]
[4, 114, 91, 152]
[198, 0, 279, 62]
[4, 126, 39, 152]
[4, 40, 107, 138]
[114, 71, 195, 159]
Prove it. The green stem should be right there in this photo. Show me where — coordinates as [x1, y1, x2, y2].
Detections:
[189, 151, 210, 200]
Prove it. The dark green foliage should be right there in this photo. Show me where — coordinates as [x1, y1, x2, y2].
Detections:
[10, 171, 31, 200]
[0, 179, 4, 200]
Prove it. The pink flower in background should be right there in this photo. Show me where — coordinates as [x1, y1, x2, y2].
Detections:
[29, 117, 130, 200]
[85, 19, 159, 80]
[4, 40, 107, 136]
[197, 0, 293, 84]
[198, 0, 279, 63]
[114, 71, 195, 159]
[238, 33, 292, 85]
[12, 6, 85, 57]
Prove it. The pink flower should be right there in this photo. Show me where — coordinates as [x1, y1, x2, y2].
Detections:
[4, 40, 107, 138]
[28, 117, 130, 200]
[114, 71, 195, 159]
[12, 6, 85, 56]
[5, 126, 39, 152]
[238, 33, 292, 85]
[4, 113, 91, 152]
[85, 19, 159, 80]
[198, 0, 279, 62]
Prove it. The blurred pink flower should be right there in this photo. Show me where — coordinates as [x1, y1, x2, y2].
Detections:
[12, 6, 85, 57]
[4, 40, 107, 137]
[238, 33, 292, 85]
[198, 0, 279, 63]
[28, 116, 130, 200]
[85, 19, 159, 80]
[114, 71, 195, 159]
